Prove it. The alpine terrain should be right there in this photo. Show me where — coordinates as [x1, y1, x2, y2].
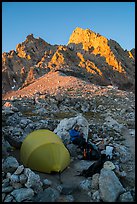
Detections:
[2, 27, 135, 202]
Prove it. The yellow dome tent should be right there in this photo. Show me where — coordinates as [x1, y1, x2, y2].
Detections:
[20, 129, 70, 173]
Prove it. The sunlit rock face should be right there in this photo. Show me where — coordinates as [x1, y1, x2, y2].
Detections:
[2, 34, 54, 93]
[68, 27, 135, 90]
[2, 27, 135, 95]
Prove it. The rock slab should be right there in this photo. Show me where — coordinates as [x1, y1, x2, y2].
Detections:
[99, 168, 125, 202]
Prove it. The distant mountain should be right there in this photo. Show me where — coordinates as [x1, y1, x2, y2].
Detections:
[2, 27, 135, 95]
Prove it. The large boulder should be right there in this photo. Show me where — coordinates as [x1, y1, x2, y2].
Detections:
[34, 187, 60, 202]
[79, 178, 92, 191]
[11, 188, 34, 202]
[54, 114, 89, 144]
[99, 168, 125, 202]
[118, 191, 134, 202]
[66, 143, 78, 157]
[91, 173, 100, 192]
[2, 156, 19, 173]
[73, 160, 94, 172]
[24, 168, 43, 193]
[3, 126, 23, 149]
[104, 116, 124, 132]
[61, 184, 77, 195]
[2, 136, 11, 158]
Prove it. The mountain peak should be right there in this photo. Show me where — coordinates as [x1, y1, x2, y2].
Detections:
[73, 27, 94, 34]
[2, 27, 135, 95]
[68, 27, 107, 49]
[26, 33, 34, 40]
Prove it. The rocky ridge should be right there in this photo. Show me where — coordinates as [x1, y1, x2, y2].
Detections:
[2, 27, 135, 95]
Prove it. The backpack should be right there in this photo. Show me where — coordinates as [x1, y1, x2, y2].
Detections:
[83, 142, 101, 160]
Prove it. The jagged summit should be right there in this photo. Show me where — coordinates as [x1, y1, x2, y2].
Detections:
[68, 27, 133, 72]
[68, 27, 108, 50]
[70, 27, 96, 35]
[2, 27, 135, 96]
[16, 34, 51, 59]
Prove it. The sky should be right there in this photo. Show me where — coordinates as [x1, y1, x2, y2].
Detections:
[2, 2, 135, 53]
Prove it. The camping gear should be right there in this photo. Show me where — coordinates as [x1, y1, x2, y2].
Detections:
[20, 129, 70, 173]
[105, 146, 113, 159]
[78, 154, 108, 178]
[83, 141, 101, 160]
[72, 137, 86, 149]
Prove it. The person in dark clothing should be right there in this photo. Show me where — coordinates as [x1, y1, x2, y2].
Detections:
[69, 125, 87, 149]
[77, 153, 108, 177]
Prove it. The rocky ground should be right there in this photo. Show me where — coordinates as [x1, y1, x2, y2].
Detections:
[2, 75, 135, 202]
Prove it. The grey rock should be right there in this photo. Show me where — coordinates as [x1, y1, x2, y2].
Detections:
[66, 143, 78, 157]
[54, 114, 89, 143]
[2, 140, 9, 158]
[14, 165, 24, 175]
[11, 127, 24, 137]
[81, 102, 90, 112]
[2, 171, 6, 179]
[77, 154, 84, 160]
[2, 178, 10, 188]
[65, 195, 74, 202]
[10, 106, 19, 112]
[34, 119, 49, 130]
[12, 182, 23, 189]
[57, 194, 74, 202]
[92, 190, 101, 202]
[114, 143, 131, 163]
[79, 179, 92, 191]
[10, 174, 20, 183]
[61, 184, 76, 195]
[118, 191, 134, 202]
[12, 199, 17, 202]
[19, 174, 28, 184]
[34, 107, 49, 116]
[2, 186, 14, 193]
[4, 127, 23, 148]
[2, 137, 12, 157]
[6, 113, 22, 126]
[24, 168, 43, 193]
[11, 188, 34, 202]
[103, 161, 115, 170]
[99, 168, 125, 202]
[4, 194, 14, 202]
[56, 185, 63, 193]
[6, 172, 12, 179]
[2, 193, 6, 202]
[2, 108, 14, 117]
[129, 129, 135, 137]
[91, 173, 100, 191]
[2, 156, 19, 173]
[34, 187, 60, 202]
[74, 160, 94, 172]
[20, 118, 33, 129]
[58, 104, 70, 112]
[104, 116, 123, 132]
[43, 178, 52, 188]
[24, 123, 36, 135]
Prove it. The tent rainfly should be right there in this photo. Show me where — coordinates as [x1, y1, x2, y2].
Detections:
[20, 129, 70, 173]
